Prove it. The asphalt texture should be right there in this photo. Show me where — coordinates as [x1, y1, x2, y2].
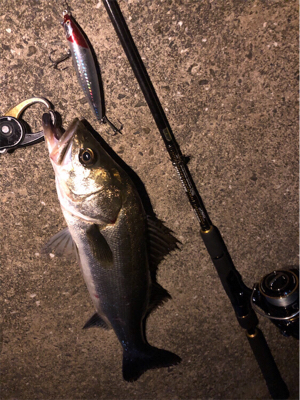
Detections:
[0, 1, 299, 399]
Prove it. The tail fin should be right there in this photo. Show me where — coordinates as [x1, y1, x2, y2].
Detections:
[122, 345, 181, 382]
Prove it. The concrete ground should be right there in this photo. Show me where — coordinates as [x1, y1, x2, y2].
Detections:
[0, 0, 298, 399]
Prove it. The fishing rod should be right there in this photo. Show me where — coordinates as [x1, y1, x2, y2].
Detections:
[101, 1, 295, 399]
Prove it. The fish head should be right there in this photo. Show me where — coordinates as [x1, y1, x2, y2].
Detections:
[42, 113, 124, 224]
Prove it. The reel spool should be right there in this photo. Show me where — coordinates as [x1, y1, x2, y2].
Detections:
[251, 269, 299, 339]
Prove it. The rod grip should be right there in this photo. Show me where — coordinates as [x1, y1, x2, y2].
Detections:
[246, 328, 289, 399]
[200, 225, 254, 320]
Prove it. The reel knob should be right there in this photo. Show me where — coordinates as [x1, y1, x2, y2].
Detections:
[0, 116, 25, 150]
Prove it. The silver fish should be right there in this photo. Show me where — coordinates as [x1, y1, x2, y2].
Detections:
[42, 113, 181, 381]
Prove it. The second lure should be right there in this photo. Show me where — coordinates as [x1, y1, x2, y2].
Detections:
[62, 10, 120, 133]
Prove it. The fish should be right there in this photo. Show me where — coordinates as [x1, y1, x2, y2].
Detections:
[42, 112, 181, 381]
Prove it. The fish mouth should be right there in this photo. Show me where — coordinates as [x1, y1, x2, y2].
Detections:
[42, 112, 77, 165]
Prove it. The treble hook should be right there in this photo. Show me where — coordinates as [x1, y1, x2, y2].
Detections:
[49, 49, 71, 70]
[101, 116, 123, 136]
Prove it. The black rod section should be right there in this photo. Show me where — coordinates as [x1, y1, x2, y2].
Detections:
[247, 328, 289, 400]
[201, 226, 289, 399]
[102, 1, 289, 398]
[102, 0, 211, 232]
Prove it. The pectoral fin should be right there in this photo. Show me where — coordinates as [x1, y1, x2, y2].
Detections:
[86, 224, 114, 269]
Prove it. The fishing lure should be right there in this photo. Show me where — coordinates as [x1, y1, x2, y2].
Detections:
[50, 9, 122, 135]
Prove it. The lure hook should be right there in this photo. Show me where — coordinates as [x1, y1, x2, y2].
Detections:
[101, 116, 123, 136]
[49, 49, 71, 70]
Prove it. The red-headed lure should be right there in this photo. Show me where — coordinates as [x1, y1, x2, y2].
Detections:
[58, 10, 121, 134]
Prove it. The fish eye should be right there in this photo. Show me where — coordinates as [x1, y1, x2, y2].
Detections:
[79, 148, 96, 167]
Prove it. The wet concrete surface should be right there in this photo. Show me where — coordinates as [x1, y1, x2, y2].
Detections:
[0, 0, 299, 399]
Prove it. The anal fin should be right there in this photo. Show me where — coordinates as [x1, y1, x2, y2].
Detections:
[83, 312, 110, 330]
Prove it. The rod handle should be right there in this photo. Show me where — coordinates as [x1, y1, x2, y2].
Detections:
[246, 328, 289, 399]
[200, 225, 255, 324]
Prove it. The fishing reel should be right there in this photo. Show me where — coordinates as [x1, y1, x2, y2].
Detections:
[251, 269, 299, 339]
[0, 97, 52, 154]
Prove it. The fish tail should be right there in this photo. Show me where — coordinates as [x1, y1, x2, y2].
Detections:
[122, 345, 181, 382]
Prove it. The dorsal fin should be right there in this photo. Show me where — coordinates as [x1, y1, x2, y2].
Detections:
[146, 216, 180, 280]
[148, 282, 171, 313]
